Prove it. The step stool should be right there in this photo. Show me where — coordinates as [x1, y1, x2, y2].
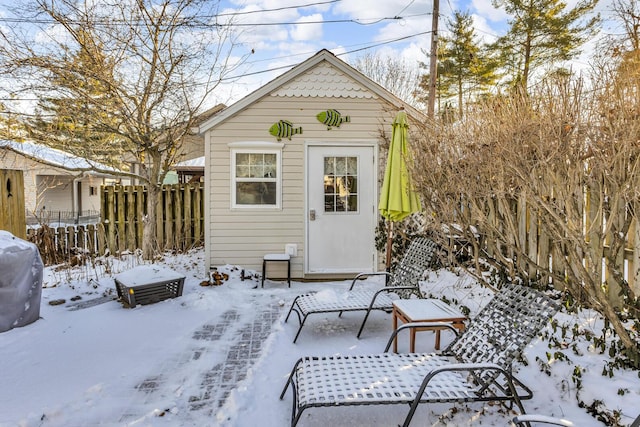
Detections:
[262, 253, 291, 288]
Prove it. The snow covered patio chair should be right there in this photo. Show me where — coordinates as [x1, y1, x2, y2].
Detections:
[284, 236, 438, 343]
[512, 414, 575, 426]
[280, 283, 560, 427]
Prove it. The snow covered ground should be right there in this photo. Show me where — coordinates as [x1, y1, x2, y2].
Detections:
[0, 248, 638, 427]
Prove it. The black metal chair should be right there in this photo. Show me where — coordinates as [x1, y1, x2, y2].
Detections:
[284, 237, 438, 342]
[281, 283, 560, 427]
[512, 414, 575, 427]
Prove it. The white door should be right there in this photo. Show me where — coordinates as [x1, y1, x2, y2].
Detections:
[306, 144, 377, 274]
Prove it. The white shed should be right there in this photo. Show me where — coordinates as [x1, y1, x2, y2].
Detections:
[198, 49, 425, 280]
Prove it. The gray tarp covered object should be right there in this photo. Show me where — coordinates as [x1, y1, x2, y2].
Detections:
[0, 230, 43, 333]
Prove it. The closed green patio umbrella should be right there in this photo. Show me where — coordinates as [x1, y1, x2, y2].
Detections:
[378, 109, 422, 270]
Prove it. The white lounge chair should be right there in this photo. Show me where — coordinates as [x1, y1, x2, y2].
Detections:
[284, 237, 439, 342]
[280, 283, 560, 427]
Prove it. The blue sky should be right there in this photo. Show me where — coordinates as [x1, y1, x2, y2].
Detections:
[213, 0, 617, 104]
[0, 0, 621, 110]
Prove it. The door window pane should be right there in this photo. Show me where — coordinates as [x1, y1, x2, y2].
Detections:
[323, 156, 358, 213]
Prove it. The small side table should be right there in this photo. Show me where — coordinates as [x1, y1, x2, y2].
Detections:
[392, 299, 466, 352]
[261, 253, 291, 288]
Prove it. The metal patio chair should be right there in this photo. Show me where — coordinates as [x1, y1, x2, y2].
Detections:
[512, 415, 575, 426]
[284, 236, 438, 343]
[280, 283, 560, 427]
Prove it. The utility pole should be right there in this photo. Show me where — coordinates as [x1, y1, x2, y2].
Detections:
[427, 0, 440, 118]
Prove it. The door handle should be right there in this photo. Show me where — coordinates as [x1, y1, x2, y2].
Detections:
[309, 209, 316, 221]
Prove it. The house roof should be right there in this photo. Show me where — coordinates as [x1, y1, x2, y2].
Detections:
[174, 156, 204, 171]
[197, 49, 426, 133]
[0, 140, 123, 176]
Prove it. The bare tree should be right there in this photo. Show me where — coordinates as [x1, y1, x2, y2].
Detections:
[351, 51, 423, 109]
[410, 64, 639, 360]
[612, 0, 640, 51]
[0, 0, 248, 259]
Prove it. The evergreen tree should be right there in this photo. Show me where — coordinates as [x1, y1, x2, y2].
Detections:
[417, 11, 498, 119]
[416, 44, 449, 115]
[438, 11, 499, 118]
[25, 30, 126, 170]
[492, 0, 600, 89]
[0, 0, 244, 259]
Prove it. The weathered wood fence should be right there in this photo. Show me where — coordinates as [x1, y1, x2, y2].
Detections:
[100, 183, 204, 253]
[0, 169, 26, 239]
[439, 193, 640, 299]
[27, 223, 106, 265]
[26, 182, 204, 265]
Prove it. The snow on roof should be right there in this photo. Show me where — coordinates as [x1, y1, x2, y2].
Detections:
[174, 156, 204, 170]
[0, 140, 122, 173]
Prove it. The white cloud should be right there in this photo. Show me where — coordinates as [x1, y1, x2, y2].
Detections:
[290, 13, 324, 41]
[468, 13, 501, 46]
[471, 0, 509, 23]
[333, 0, 402, 20]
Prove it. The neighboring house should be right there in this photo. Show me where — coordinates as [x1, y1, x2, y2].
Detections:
[173, 156, 204, 183]
[179, 103, 226, 161]
[127, 104, 225, 185]
[198, 49, 426, 279]
[0, 140, 127, 224]
[166, 104, 225, 184]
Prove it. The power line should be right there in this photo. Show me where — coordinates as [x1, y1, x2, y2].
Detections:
[0, 11, 430, 30]
[0, 28, 434, 105]
[0, 0, 342, 25]
[216, 0, 341, 17]
[0, 1, 427, 29]
[397, 0, 417, 17]
[217, 31, 433, 82]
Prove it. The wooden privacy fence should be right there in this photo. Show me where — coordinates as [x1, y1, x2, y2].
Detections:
[439, 193, 640, 301]
[26, 183, 204, 265]
[100, 183, 204, 253]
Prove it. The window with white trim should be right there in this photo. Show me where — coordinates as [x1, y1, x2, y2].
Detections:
[230, 142, 283, 208]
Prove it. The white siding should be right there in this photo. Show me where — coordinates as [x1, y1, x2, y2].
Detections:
[79, 176, 103, 212]
[1, 148, 106, 214]
[0, 149, 74, 211]
[206, 92, 399, 278]
[36, 175, 74, 211]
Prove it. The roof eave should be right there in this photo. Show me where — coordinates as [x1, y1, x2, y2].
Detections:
[197, 49, 426, 134]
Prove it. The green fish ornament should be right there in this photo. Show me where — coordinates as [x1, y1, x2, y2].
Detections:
[317, 109, 350, 129]
[269, 120, 303, 141]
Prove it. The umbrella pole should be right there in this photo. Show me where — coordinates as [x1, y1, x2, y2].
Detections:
[385, 221, 393, 283]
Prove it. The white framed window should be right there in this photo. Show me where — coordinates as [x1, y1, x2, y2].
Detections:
[229, 141, 283, 209]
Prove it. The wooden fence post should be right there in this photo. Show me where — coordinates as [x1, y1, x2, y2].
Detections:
[116, 185, 126, 254]
[135, 186, 144, 249]
[153, 186, 161, 250]
[184, 183, 193, 248]
[126, 186, 136, 251]
[103, 186, 117, 254]
[0, 169, 27, 239]
[175, 183, 184, 249]
[194, 183, 203, 245]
